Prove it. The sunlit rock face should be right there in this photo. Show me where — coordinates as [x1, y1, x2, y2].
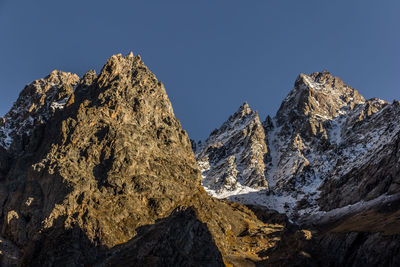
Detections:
[0, 53, 202, 265]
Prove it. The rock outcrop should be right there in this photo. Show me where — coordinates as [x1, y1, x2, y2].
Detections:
[308, 196, 400, 267]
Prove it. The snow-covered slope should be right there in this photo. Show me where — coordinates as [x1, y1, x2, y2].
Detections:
[195, 71, 400, 220]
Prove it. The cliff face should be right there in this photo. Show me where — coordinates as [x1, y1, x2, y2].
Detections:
[275, 71, 366, 141]
[0, 53, 313, 266]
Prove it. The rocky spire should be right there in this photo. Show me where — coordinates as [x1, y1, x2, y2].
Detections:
[275, 71, 365, 141]
[263, 115, 274, 132]
[196, 102, 268, 194]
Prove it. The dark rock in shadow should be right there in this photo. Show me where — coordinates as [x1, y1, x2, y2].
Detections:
[310, 232, 400, 267]
[11, 206, 225, 267]
[101, 207, 224, 267]
[246, 204, 292, 228]
[22, 216, 104, 267]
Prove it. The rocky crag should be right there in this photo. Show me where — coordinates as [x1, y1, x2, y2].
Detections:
[0, 53, 314, 266]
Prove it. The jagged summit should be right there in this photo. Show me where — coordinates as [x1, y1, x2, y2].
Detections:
[208, 101, 253, 138]
[273, 71, 367, 144]
[0, 70, 79, 152]
[0, 52, 203, 264]
[237, 101, 251, 115]
[260, 71, 398, 216]
[277, 71, 365, 127]
[196, 102, 268, 196]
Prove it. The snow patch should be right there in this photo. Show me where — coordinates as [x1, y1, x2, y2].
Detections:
[50, 96, 70, 111]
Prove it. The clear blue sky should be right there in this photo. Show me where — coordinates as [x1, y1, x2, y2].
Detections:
[1, 1, 399, 140]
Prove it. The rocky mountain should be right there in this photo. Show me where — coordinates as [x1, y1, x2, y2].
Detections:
[196, 70, 400, 218]
[264, 71, 400, 218]
[0, 53, 398, 266]
[0, 53, 316, 266]
[196, 70, 400, 265]
[0, 70, 79, 153]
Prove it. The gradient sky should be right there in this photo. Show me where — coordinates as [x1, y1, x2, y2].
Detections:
[1, 1, 399, 140]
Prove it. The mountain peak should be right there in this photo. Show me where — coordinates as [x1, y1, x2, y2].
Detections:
[240, 101, 250, 109]
[276, 71, 365, 128]
[294, 71, 351, 94]
[235, 101, 252, 118]
[196, 102, 268, 194]
[208, 102, 257, 140]
[0, 53, 205, 263]
[0, 70, 79, 151]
